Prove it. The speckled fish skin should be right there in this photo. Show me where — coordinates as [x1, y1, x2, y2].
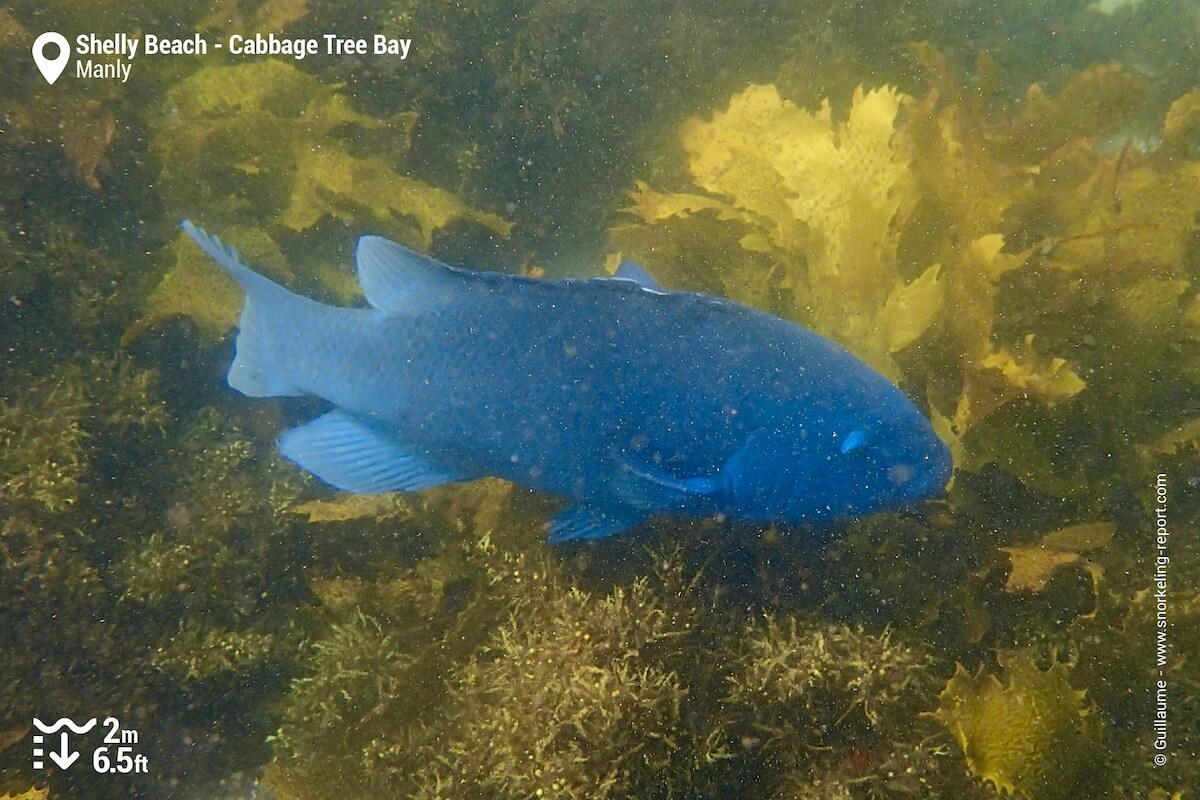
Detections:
[182, 221, 953, 543]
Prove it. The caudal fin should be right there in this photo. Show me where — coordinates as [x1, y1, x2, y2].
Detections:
[181, 220, 304, 398]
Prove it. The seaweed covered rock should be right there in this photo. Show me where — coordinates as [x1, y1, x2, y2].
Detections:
[707, 614, 999, 800]
[0, 369, 88, 511]
[266, 517, 702, 800]
[265, 482, 550, 798]
[0, 357, 165, 511]
[117, 406, 310, 681]
[0, 364, 304, 796]
[434, 577, 690, 800]
[728, 617, 935, 737]
[1067, 575, 1200, 797]
[724, 617, 942, 789]
[268, 608, 441, 796]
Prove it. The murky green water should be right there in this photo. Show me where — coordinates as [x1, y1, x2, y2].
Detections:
[1, 1, 1197, 798]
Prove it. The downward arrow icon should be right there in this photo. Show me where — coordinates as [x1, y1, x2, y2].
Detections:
[49, 732, 78, 770]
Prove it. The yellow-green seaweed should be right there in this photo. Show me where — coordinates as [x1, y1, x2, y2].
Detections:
[934, 650, 1102, 798]
[728, 616, 935, 732]
[134, 59, 510, 341]
[613, 48, 1200, 515]
[0, 358, 166, 511]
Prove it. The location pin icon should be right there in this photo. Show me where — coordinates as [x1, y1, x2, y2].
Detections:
[32, 32, 71, 85]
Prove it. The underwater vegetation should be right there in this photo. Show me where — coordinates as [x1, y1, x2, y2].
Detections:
[0, 359, 313, 796]
[264, 502, 965, 800]
[425, 571, 693, 799]
[2, 0, 1200, 798]
[613, 52, 1200, 491]
[264, 483, 629, 799]
[131, 58, 511, 343]
[935, 650, 1101, 798]
[721, 617, 959, 799]
[325, 0, 813, 260]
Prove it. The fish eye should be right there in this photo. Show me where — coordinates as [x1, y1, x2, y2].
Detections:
[840, 429, 870, 455]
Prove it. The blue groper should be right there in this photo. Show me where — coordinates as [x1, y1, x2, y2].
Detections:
[183, 221, 952, 543]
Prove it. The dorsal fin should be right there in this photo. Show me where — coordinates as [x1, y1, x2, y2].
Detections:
[355, 235, 456, 310]
[613, 259, 664, 292]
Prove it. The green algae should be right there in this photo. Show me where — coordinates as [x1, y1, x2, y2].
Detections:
[265, 491, 702, 800]
[0, 371, 89, 512]
[132, 59, 511, 342]
[0, 358, 166, 512]
[728, 618, 935, 734]
[935, 650, 1102, 799]
[437, 577, 690, 800]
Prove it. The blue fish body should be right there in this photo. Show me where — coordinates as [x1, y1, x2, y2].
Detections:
[183, 221, 952, 543]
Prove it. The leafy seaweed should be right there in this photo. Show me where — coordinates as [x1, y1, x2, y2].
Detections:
[131, 60, 510, 341]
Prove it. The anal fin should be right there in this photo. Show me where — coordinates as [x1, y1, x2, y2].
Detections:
[279, 410, 462, 494]
[546, 503, 648, 544]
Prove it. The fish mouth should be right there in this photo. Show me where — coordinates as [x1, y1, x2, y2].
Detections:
[909, 446, 954, 500]
[885, 441, 953, 504]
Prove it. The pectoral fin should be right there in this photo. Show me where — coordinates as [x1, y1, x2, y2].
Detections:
[719, 428, 803, 513]
[721, 428, 781, 482]
[279, 410, 464, 494]
[616, 452, 719, 508]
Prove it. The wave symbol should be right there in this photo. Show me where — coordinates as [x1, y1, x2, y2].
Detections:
[33, 718, 97, 734]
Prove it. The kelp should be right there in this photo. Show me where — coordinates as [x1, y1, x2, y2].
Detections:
[0, 790, 47, 800]
[130, 60, 510, 341]
[613, 49, 1199, 505]
[934, 650, 1102, 799]
[1000, 520, 1115, 594]
[620, 84, 933, 380]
